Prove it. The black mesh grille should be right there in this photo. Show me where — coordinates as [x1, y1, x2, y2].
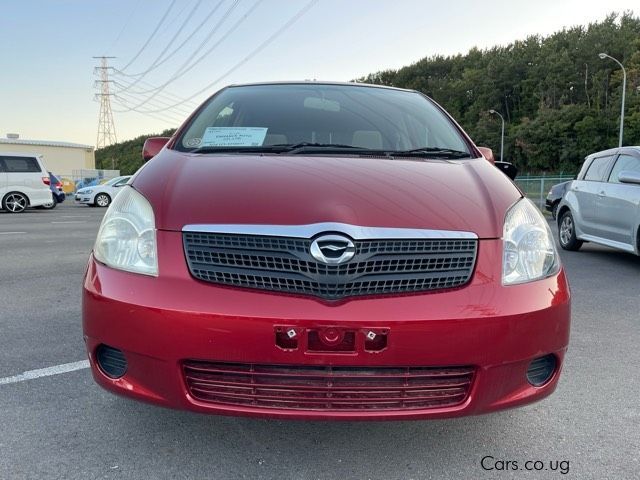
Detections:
[183, 231, 477, 300]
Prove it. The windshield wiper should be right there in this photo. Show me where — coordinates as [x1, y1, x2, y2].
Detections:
[276, 144, 471, 158]
[189, 143, 371, 155]
[189, 143, 470, 159]
[189, 145, 282, 154]
[271, 142, 376, 154]
[389, 148, 471, 159]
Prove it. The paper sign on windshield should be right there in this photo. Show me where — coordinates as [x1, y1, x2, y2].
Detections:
[201, 127, 268, 147]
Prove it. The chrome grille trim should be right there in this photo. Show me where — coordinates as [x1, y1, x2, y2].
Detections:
[182, 223, 478, 240]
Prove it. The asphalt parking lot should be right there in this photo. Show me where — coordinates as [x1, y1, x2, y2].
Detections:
[1, 201, 638, 480]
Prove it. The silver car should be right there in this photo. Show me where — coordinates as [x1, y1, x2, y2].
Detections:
[557, 146, 640, 255]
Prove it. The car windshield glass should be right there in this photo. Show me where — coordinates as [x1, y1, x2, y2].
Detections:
[106, 177, 124, 186]
[176, 84, 471, 156]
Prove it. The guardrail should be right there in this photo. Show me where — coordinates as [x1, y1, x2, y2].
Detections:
[56, 169, 121, 194]
[514, 175, 575, 211]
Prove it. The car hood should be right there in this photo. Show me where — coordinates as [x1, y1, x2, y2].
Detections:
[553, 181, 571, 193]
[133, 150, 522, 238]
[80, 185, 108, 192]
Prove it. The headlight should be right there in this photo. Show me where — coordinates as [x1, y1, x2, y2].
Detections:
[93, 186, 157, 276]
[81, 189, 92, 194]
[502, 198, 559, 285]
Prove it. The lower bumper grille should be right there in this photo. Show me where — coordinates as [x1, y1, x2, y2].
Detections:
[183, 361, 474, 411]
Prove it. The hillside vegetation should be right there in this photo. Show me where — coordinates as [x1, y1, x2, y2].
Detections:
[96, 129, 175, 174]
[97, 13, 640, 175]
[359, 12, 640, 173]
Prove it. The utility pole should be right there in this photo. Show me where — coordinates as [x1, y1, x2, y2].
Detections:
[93, 56, 117, 154]
[598, 53, 626, 148]
[489, 110, 505, 163]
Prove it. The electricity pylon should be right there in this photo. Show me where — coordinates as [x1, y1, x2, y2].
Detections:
[93, 56, 117, 149]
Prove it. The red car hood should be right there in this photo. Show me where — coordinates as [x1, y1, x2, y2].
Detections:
[133, 150, 521, 238]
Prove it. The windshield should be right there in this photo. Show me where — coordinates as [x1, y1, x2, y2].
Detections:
[106, 176, 126, 186]
[176, 84, 471, 156]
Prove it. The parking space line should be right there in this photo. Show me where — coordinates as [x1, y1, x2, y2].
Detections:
[51, 221, 87, 224]
[0, 360, 89, 386]
[0, 232, 27, 235]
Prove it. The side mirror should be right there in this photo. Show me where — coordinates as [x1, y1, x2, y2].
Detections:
[477, 146, 495, 164]
[495, 161, 518, 180]
[142, 137, 170, 162]
[618, 170, 640, 185]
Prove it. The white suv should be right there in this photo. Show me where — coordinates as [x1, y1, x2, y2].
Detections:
[0, 153, 53, 213]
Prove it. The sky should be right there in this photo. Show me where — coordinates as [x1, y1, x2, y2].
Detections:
[0, 0, 637, 147]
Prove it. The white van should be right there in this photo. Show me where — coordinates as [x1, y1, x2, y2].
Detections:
[0, 153, 53, 213]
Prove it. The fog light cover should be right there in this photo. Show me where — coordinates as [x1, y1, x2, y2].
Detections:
[526, 354, 557, 386]
[96, 344, 127, 379]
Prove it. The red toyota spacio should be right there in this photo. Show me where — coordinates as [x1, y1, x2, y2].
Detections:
[83, 82, 570, 420]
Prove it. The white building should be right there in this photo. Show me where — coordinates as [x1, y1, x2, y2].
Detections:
[0, 134, 95, 177]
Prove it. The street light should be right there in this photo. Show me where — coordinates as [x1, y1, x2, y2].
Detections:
[489, 109, 505, 162]
[599, 52, 627, 148]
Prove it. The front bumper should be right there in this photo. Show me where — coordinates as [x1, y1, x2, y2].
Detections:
[83, 231, 571, 420]
[75, 193, 93, 204]
[545, 197, 556, 212]
[544, 197, 553, 212]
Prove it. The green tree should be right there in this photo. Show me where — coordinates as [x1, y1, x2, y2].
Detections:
[95, 129, 175, 175]
[358, 12, 640, 174]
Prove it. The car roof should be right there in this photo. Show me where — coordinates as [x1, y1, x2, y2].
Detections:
[0, 152, 43, 158]
[225, 80, 415, 93]
[586, 146, 640, 159]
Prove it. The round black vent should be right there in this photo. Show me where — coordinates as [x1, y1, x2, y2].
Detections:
[526, 354, 557, 387]
[96, 344, 127, 379]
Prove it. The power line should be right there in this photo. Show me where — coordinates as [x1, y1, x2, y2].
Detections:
[116, 0, 204, 90]
[110, 73, 201, 108]
[93, 56, 118, 148]
[130, 0, 318, 114]
[112, 98, 186, 121]
[111, 78, 200, 118]
[116, 0, 224, 83]
[115, 0, 264, 113]
[102, 0, 143, 56]
[111, 92, 185, 125]
[116, 0, 243, 103]
[114, 88, 192, 116]
[112, 88, 193, 118]
[120, 0, 178, 71]
[112, 95, 185, 125]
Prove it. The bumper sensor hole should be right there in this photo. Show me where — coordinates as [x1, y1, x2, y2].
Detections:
[526, 354, 557, 387]
[96, 344, 127, 379]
